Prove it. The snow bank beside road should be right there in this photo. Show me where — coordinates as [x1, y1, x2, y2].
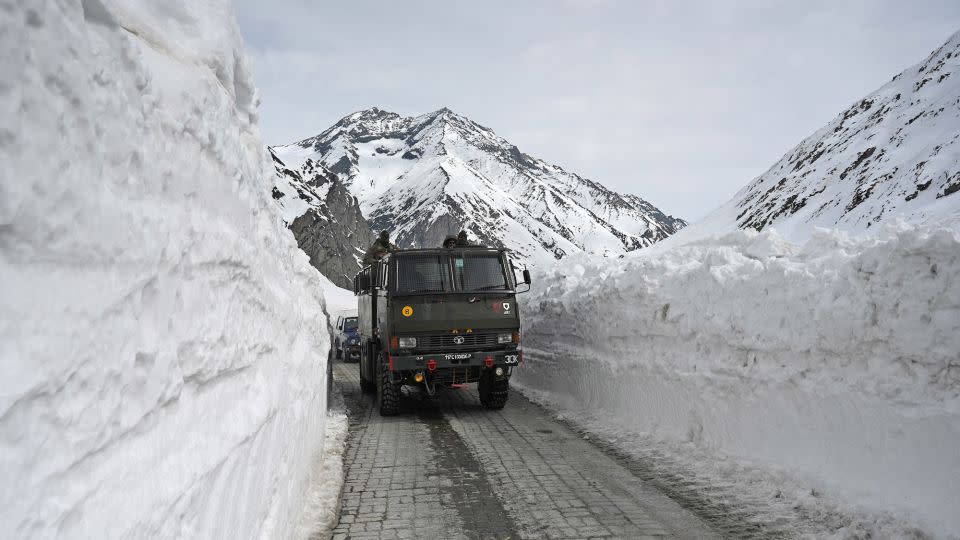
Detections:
[515, 223, 960, 536]
[1, 1, 331, 537]
[319, 275, 359, 315]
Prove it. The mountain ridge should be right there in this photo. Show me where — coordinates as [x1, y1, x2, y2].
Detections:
[274, 106, 685, 265]
[270, 149, 374, 288]
[726, 30, 960, 240]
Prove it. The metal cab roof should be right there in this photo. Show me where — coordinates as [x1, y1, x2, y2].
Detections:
[384, 246, 506, 257]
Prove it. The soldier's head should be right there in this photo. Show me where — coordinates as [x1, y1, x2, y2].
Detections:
[378, 230, 389, 243]
[443, 236, 457, 248]
[457, 230, 468, 241]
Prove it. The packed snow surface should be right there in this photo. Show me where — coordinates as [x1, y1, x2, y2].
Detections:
[1, 1, 334, 537]
[514, 31, 960, 536]
[318, 276, 358, 315]
[515, 222, 960, 537]
[297, 403, 348, 538]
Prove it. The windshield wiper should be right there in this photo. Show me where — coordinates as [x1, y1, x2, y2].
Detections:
[473, 284, 507, 291]
[404, 288, 442, 293]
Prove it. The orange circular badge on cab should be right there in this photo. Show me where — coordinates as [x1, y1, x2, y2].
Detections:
[402, 306, 414, 317]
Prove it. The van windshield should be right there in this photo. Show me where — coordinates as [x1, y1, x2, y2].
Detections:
[343, 317, 358, 331]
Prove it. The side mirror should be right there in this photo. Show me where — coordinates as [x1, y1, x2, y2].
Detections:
[523, 269, 531, 285]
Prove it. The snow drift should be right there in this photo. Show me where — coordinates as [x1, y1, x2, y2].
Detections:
[515, 223, 960, 536]
[1, 1, 331, 537]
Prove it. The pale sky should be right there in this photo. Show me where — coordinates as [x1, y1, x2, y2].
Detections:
[234, 0, 960, 221]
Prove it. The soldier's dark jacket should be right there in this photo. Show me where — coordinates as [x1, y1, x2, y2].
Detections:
[363, 239, 397, 265]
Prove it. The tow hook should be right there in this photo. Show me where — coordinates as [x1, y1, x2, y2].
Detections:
[415, 371, 436, 396]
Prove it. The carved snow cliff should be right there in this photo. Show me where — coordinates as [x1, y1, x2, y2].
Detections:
[1, 1, 332, 537]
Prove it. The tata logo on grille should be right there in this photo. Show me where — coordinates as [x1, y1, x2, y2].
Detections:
[453, 336, 465, 345]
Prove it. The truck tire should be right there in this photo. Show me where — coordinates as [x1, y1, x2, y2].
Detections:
[360, 374, 376, 394]
[478, 373, 509, 409]
[377, 362, 400, 416]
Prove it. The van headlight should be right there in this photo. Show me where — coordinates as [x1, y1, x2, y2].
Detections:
[398, 337, 417, 349]
[497, 333, 513, 344]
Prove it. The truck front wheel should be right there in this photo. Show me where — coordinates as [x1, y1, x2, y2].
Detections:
[377, 360, 400, 416]
[478, 373, 509, 409]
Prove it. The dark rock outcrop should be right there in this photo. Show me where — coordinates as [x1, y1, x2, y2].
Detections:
[271, 149, 374, 289]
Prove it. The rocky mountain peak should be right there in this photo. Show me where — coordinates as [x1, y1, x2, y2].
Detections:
[274, 108, 685, 266]
[270, 148, 374, 288]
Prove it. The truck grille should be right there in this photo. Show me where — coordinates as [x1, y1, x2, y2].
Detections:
[414, 332, 499, 351]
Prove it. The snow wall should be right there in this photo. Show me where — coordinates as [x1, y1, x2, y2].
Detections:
[1, 1, 331, 537]
[514, 224, 960, 536]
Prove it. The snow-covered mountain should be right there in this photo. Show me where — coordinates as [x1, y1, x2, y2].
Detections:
[271, 149, 374, 288]
[273, 108, 685, 264]
[701, 31, 960, 242]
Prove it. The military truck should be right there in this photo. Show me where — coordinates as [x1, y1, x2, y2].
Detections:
[353, 246, 531, 416]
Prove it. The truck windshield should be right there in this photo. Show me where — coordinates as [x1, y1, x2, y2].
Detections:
[395, 254, 449, 294]
[452, 254, 509, 291]
[343, 317, 358, 331]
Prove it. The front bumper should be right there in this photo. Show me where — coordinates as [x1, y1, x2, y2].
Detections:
[345, 345, 360, 359]
[389, 348, 521, 371]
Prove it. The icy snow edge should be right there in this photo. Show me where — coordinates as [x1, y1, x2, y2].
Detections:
[515, 222, 960, 537]
[298, 407, 348, 538]
[2, 1, 333, 538]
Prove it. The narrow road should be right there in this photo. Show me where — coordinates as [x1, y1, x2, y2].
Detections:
[329, 361, 720, 540]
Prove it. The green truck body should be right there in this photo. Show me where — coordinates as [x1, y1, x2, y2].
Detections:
[353, 247, 530, 415]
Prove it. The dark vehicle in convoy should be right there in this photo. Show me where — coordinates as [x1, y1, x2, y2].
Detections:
[334, 315, 360, 362]
[353, 246, 531, 416]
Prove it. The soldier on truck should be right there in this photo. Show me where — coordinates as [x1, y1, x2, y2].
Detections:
[353, 243, 531, 416]
[363, 230, 398, 265]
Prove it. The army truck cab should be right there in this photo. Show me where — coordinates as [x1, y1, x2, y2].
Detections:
[353, 246, 531, 416]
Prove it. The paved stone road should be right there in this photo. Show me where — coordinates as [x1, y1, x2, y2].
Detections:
[330, 361, 720, 540]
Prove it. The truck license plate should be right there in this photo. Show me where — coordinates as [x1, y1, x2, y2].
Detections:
[444, 353, 471, 360]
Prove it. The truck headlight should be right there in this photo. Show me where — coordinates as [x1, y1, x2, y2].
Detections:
[398, 337, 417, 349]
[497, 333, 513, 344]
